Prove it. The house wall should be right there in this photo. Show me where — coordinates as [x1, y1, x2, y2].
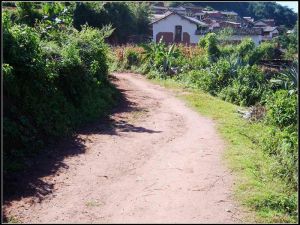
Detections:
[227, 35, 262, 46]
[262, 29, 279, 40]
[271, 29, 279, 37]
[152, 14, 204, 44]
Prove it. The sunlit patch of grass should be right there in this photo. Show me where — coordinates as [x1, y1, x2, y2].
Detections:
[6, 216, 21, 224]
[85, 200, 103, 207]
[150, 77, 297, 223]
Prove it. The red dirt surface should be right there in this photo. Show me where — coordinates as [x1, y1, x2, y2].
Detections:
[3, 73, 244, 223]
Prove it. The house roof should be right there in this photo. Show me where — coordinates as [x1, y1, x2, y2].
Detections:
[194, 12, 205, 16]
[233, 27, 263, 35]
[168, 7, 185, 12]
[220, 21, 241, 25]
[261, 19, 275, 22]
[254, 21, 268, 26]
[150, 11, 208, 27]
[221, 11, 238, 16]
[202, 18, 215, 24]
[179, 3, 203, 9]
[185, 16, 208, 26]
[243, 17, 254, 23]
[262, 26, 277, 32]
[255, 19, 275, 23]
[213, 27, 263, 35]
[172, 6, 186, 11]
[151, 14, 168, 23]
[151, 6, 168, 10]
[203, 10, 220, 14]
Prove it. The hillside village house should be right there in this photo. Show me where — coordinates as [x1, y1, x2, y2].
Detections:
[151, 11, 208, 44]
[150, 3, 279, 46]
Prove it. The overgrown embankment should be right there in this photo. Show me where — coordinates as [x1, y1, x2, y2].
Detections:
[110, 34, 298, 222]
[3, 7, 119, 177]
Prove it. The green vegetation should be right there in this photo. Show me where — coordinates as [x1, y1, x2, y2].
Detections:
[3, 3, 119, 173]
[73, 2, 151, 44]
[111, 33, 298, 222]
[4, 2, 151, 44]
[274, 21, 299, 60]
[6, 216, 21, 224]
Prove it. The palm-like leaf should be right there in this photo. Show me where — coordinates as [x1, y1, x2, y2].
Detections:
[270, 64, 298, 94]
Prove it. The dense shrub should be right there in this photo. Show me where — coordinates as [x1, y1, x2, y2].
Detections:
[15, 2, 43, 26]
[3, 10, 118, 172]
[261, 126, 298, 189]
[236, 38, 255, 59]
[183, 59, 232, 95]
[209, 58, 233, 91]
[199, 33, 220, 63]
[220, 44, 235, 57]
[265, 90, 297, 130]
[182, 69, 211, 90]
[219, 65, 267, 106]
[124, 48, 141, 69]
[248, 42, 276, 65]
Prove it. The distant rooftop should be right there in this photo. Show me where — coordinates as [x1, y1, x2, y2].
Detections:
[221, 11, 238, 15]
[213, 27, 263, 35]
[150, 11, 208, 26]
[262, 26, 277, 32]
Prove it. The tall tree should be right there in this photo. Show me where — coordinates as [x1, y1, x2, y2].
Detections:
[73, 2, 151, 44]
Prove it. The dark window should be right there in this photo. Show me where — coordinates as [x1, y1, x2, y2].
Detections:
[174, 25, 182, 42]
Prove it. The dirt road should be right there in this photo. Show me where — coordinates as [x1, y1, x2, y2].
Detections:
[4, 73, 243, 223]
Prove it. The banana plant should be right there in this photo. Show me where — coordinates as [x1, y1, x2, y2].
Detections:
[141, 37, 180, 74]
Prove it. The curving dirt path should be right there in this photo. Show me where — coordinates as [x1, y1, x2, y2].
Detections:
[3, 73, 244, 223]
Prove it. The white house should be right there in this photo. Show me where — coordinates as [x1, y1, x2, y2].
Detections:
[150, 11, 208, 45]
[151, 11, 274, 46]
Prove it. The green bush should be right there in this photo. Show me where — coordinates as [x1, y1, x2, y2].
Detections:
[181, 69, 209, 90]
[3, 13, 118, 172]
[265, 90, 297, 130]
[248, 42, 276, 65]
[236, 38, 255, 61]
[261, 126, 298, 189]
[181, 58, 232, 95]
[220, 44, 235, 57]
[15, 2, 43, 26]
[199, 33, 220, 63]
[219, 65, 267, 106]
[209, 58, 233, 91]
[124, 49, 140, 69]
[260, 90, 298, 190]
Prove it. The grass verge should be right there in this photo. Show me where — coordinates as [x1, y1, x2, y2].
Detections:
[149, 77, 297, 223]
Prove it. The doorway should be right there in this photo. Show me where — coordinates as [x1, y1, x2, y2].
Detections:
[174, 25, 182, 43]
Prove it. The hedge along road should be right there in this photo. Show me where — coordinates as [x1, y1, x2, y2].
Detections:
[4, 73, 245, 223]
